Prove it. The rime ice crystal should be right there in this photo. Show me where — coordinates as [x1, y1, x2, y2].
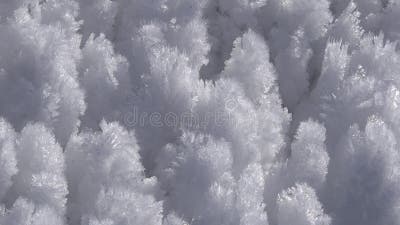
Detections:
[0, 1, 400, 225]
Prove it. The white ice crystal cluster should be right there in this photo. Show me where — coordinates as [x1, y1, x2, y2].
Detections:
[0, 0, 400, 225]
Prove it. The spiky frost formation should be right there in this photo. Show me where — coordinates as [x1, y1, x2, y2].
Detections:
[1, 1, 400, 225]
[0, 121, 67, 225]
[277, 183, 331, 225]
[65, 121, 162, 225]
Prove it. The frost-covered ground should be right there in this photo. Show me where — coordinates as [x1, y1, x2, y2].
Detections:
[0, 0, 400, 225]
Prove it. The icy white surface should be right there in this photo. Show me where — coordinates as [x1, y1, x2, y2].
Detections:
[0, 0, 400, 225]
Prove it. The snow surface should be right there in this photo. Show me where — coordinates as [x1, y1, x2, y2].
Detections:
[0, 0, 400, 225]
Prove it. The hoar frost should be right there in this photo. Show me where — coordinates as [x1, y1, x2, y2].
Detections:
[0, 1, 400, 225]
